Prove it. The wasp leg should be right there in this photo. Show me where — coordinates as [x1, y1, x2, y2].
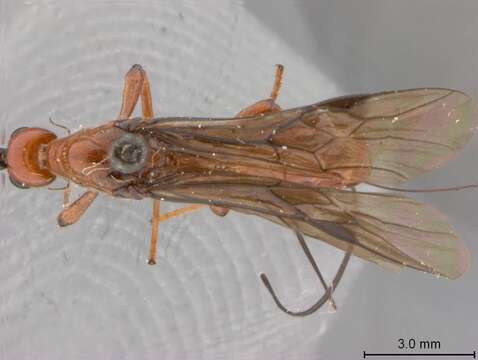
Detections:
[157, 204, 203, 223]
[118, 64, 154, 119]
[62, 182, 71, 207]
[57, 190, 98, 227]
[123, 65, 203, 264]
[270, 63, 284, 102]
[147, 200, 161, 265]
[210, 205, 229, 217]
[235, 64, 284, 117]
[235, 98, 282, 117]
[210, 64, 284, 218]
[261, 234, 352, 316]
[147, 203, 203, 265]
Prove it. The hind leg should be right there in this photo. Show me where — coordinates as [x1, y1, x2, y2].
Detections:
[234, 64, 284, 117]
[210, 64, 284, 217]
[121, 65, 205, 264]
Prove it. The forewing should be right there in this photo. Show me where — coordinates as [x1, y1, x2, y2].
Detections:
[148, 88, 477, 186]
[344, 89, 477, 185]
[151, 185, 469, 278]
[278, 88, 478, 185]
[142, 88, 473, 278]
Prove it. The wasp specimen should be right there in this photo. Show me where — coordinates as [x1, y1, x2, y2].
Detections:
[0, 64, 476, 316]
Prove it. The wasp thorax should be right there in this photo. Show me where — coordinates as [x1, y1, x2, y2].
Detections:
[109, 133, 149, 174]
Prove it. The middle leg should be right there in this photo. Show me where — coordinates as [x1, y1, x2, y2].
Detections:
[126, 65, 204, 263]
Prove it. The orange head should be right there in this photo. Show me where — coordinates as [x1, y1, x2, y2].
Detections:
[1, 127, 57, 188]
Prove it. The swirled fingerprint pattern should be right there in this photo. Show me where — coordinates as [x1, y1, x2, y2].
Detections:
[0, 1, 358, 359]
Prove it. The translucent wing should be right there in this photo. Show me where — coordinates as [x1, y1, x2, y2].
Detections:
[314, 88, 478, 185]
[135, 88, 474, 278]
[146, 88, 477, 187]
[150, 185, 469, 279]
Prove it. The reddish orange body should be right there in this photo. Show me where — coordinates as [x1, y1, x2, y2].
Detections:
[46, 123, 125, 195]
[37, 106, 373, 200]
[0, 64, 476, 316]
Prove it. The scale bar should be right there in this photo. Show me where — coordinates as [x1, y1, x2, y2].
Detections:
[363, 351, 476, 358]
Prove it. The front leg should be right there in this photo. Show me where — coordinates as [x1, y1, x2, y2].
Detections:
[57, 191, 98, 226]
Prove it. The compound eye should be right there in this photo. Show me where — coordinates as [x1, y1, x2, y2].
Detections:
[0, 148, 7, 170]
[9, 176, 30, 189]
[109, 133, 149, 174]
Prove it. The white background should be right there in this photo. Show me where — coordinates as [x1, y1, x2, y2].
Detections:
[0, 1, 477, 359]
